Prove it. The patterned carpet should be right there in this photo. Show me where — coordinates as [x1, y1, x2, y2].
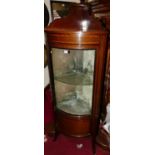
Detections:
[44, 134, 110, 155]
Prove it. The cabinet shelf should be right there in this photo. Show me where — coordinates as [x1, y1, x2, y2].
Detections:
[55, 72, 93, 86]
[57, 97, 91, 115]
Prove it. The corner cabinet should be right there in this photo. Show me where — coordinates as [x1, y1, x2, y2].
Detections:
[45, 3, 108, 154]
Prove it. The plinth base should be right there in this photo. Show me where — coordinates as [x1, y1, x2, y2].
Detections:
[56, 110, 91, 137]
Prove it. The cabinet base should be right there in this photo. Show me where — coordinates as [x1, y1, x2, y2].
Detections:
[56, 110, 91, 137]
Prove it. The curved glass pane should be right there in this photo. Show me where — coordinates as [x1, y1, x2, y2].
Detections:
[51, 48, 95, 115]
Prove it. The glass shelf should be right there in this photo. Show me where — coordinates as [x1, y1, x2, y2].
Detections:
[57, 98, 91, 115]
[57, 91, 91, 115]
[51, 48, 95, 115]
[55, 71, 93, 85]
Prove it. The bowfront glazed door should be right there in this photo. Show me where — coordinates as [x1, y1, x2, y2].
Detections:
[51, 48, 96, 115]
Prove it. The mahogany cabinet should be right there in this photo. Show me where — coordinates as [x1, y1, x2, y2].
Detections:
[45, 3, 108, 154]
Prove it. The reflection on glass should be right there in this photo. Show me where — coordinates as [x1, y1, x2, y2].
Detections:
[52, 48, 95, 115]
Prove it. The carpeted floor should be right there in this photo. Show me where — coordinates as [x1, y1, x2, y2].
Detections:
[44, 85, 110, 155]
[44, 134, 110, 155]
